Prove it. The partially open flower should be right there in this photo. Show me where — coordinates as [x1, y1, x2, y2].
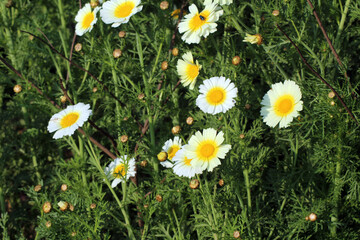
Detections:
[43, 201, 51, 213]
[243, 33, 263, 45]
[172, 125, 181, 135]
[58, 201, 68, 211]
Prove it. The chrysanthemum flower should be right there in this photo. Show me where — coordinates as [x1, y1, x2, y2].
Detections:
[100, 0, 143, 28]
[173, 148, 203, 178]
[243, 33, 263, 45]
[196, 76, 238, 114]
[184, 128, 231, 172]
[260, 80, 303, 128]
[207, 0, 233, 6]
[178, 1, 223, 44]
[160, 136, 182, 168]
[104, 156, 136, 188]
[75, 3, 100, 36]
[47, 103, 92, 139]
[177, 51, 202, 90]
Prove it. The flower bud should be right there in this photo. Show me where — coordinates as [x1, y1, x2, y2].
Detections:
[45, 221, 52, 228]
[245, 104, 251, 109]
[74, 43, 82, 52]
[61, 184, 68, 191]
[92, 87, 98, 93]
[157, 152, 168, 162]
[160, 1, 169, 10]
[120, 135, 128, 143]
[308, 213, 317, 222]
[233, 231, 240, 238]
[172, 48, 179, 56]
[13, 85, 22, 93]
[34, 184, 42, 192]
[172, 125, 181, 135]
[60, 96, 67, 103]
[71, 232, 77, 237]
[239, 134, 245, 139]
[90, 0, 99, 8]
[28, 35, 34, 41]
[138, 93, 145, 100]
[328, 91, 335, 98]
[156, 194, 163, 202]
[232, 56, 241, 66]
[43, 201, 51, 213]
[58, 201, 68, 211]
[90, 203, 96, 209]
[218, 179, 224, 187]
[189, 179, 199, 189]
[330, 101, 335, 106]
[118, 31, 126, 38]
[272, 10, 280, 16]
[144, 204, 149, 209]
[113, 49, 122, 58]
[186, 116, 194, 125]
[140, 160, 148, 167]
[161, 61, 168, 71]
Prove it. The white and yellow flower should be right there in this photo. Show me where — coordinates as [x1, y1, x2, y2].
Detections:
[47, 103, 92, 139]
[196, 76, 238, 115]
[75, 3, 100, 36]
[173, 148, 203, 178]
[184, 128, 231, 172]
[100, 0, 143, 28]
[260, 80, 303, 128]
[160, 136, 182, 168]
[178, 1, 223, 44]
[177, 51, 202, 90]
[105, 155, 136, 188]
[205, 0, 233, 6]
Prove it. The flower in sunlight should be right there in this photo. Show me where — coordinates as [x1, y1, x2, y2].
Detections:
[173, 148, 203, 178]
[105, 155, 136, 188]
[206, 0, 233, 6]
[75, 3, 100, 36]
[184, 128, 231, 172]
[177, 51, 202, 90]
[178, 1, 223, 44]
[160, 136, 182, 168]
[196, 76, 238, 114]
[47, 103, 92, 139]
[260, 80, 303, 128]
[100, 0, 143, 28]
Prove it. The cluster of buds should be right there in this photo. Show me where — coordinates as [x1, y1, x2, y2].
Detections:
[305, 212, 317, 222]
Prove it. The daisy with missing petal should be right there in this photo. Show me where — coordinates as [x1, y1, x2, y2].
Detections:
[160, 136, 182, 168]
[75, 3, 100, 36]
[178, 1, 223, 44]
[243, 33, 263, 45]
[184, 128, 231, 172]
[47, 103, 92, 139]
[177, 51, 202, 90]
[100, 0, 143, 28]
[105, 156, 136, 188]
[260, 80, 303, 128]
[196, 76, 238, 115]
[173, 148, 203, 178]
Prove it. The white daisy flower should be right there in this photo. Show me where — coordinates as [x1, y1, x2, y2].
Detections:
[260, 80, 303, 128]
[160, 136, 182, 168]
[173, 148, 203, 178]
[205, 0, 233, 6]
[104, 155, 136, 188]
[100, 0, 143, 28]
[75, 3, 100, 36]
[243, 33, 263, 45]
[47, 103, 92, 139]
[177, 51, 202, 90]
[184, 128, 231, 172]
[178, 1, 223, 44]
[196, 76, 238, 115]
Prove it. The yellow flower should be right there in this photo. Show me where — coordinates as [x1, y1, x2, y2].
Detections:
[75, 3, 100, 36]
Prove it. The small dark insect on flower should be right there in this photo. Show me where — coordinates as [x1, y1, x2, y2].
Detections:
[199, 15, 205, 21]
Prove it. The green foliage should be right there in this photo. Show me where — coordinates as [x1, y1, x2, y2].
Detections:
[1, 0, 360, 239]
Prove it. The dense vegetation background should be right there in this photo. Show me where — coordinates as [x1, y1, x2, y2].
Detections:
[1, 0, 360, 239]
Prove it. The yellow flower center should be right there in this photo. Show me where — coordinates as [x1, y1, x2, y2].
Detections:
[60, 112, 79, 128]
[197, 141, 218, 160]
[189, 10, 210, 31]
[186, 64, 200, 80]
[184, 157, 192, 166]
[274, 94, 295, 117]
[82, 12, 95, 29]
[167, 145, 180, 160]
[114, 1, 135, 18]
[113, 164, 126, 178]
[206, 87, 226, 105]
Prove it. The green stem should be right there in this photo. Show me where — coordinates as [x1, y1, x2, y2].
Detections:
[243, 168, 252, 210]
[331, 161, 342, 237]
[0, 188, 5, 214]
[57, 0, 66, 30]
[334, 0, 351, 49]
[148, 116, 158, 173]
